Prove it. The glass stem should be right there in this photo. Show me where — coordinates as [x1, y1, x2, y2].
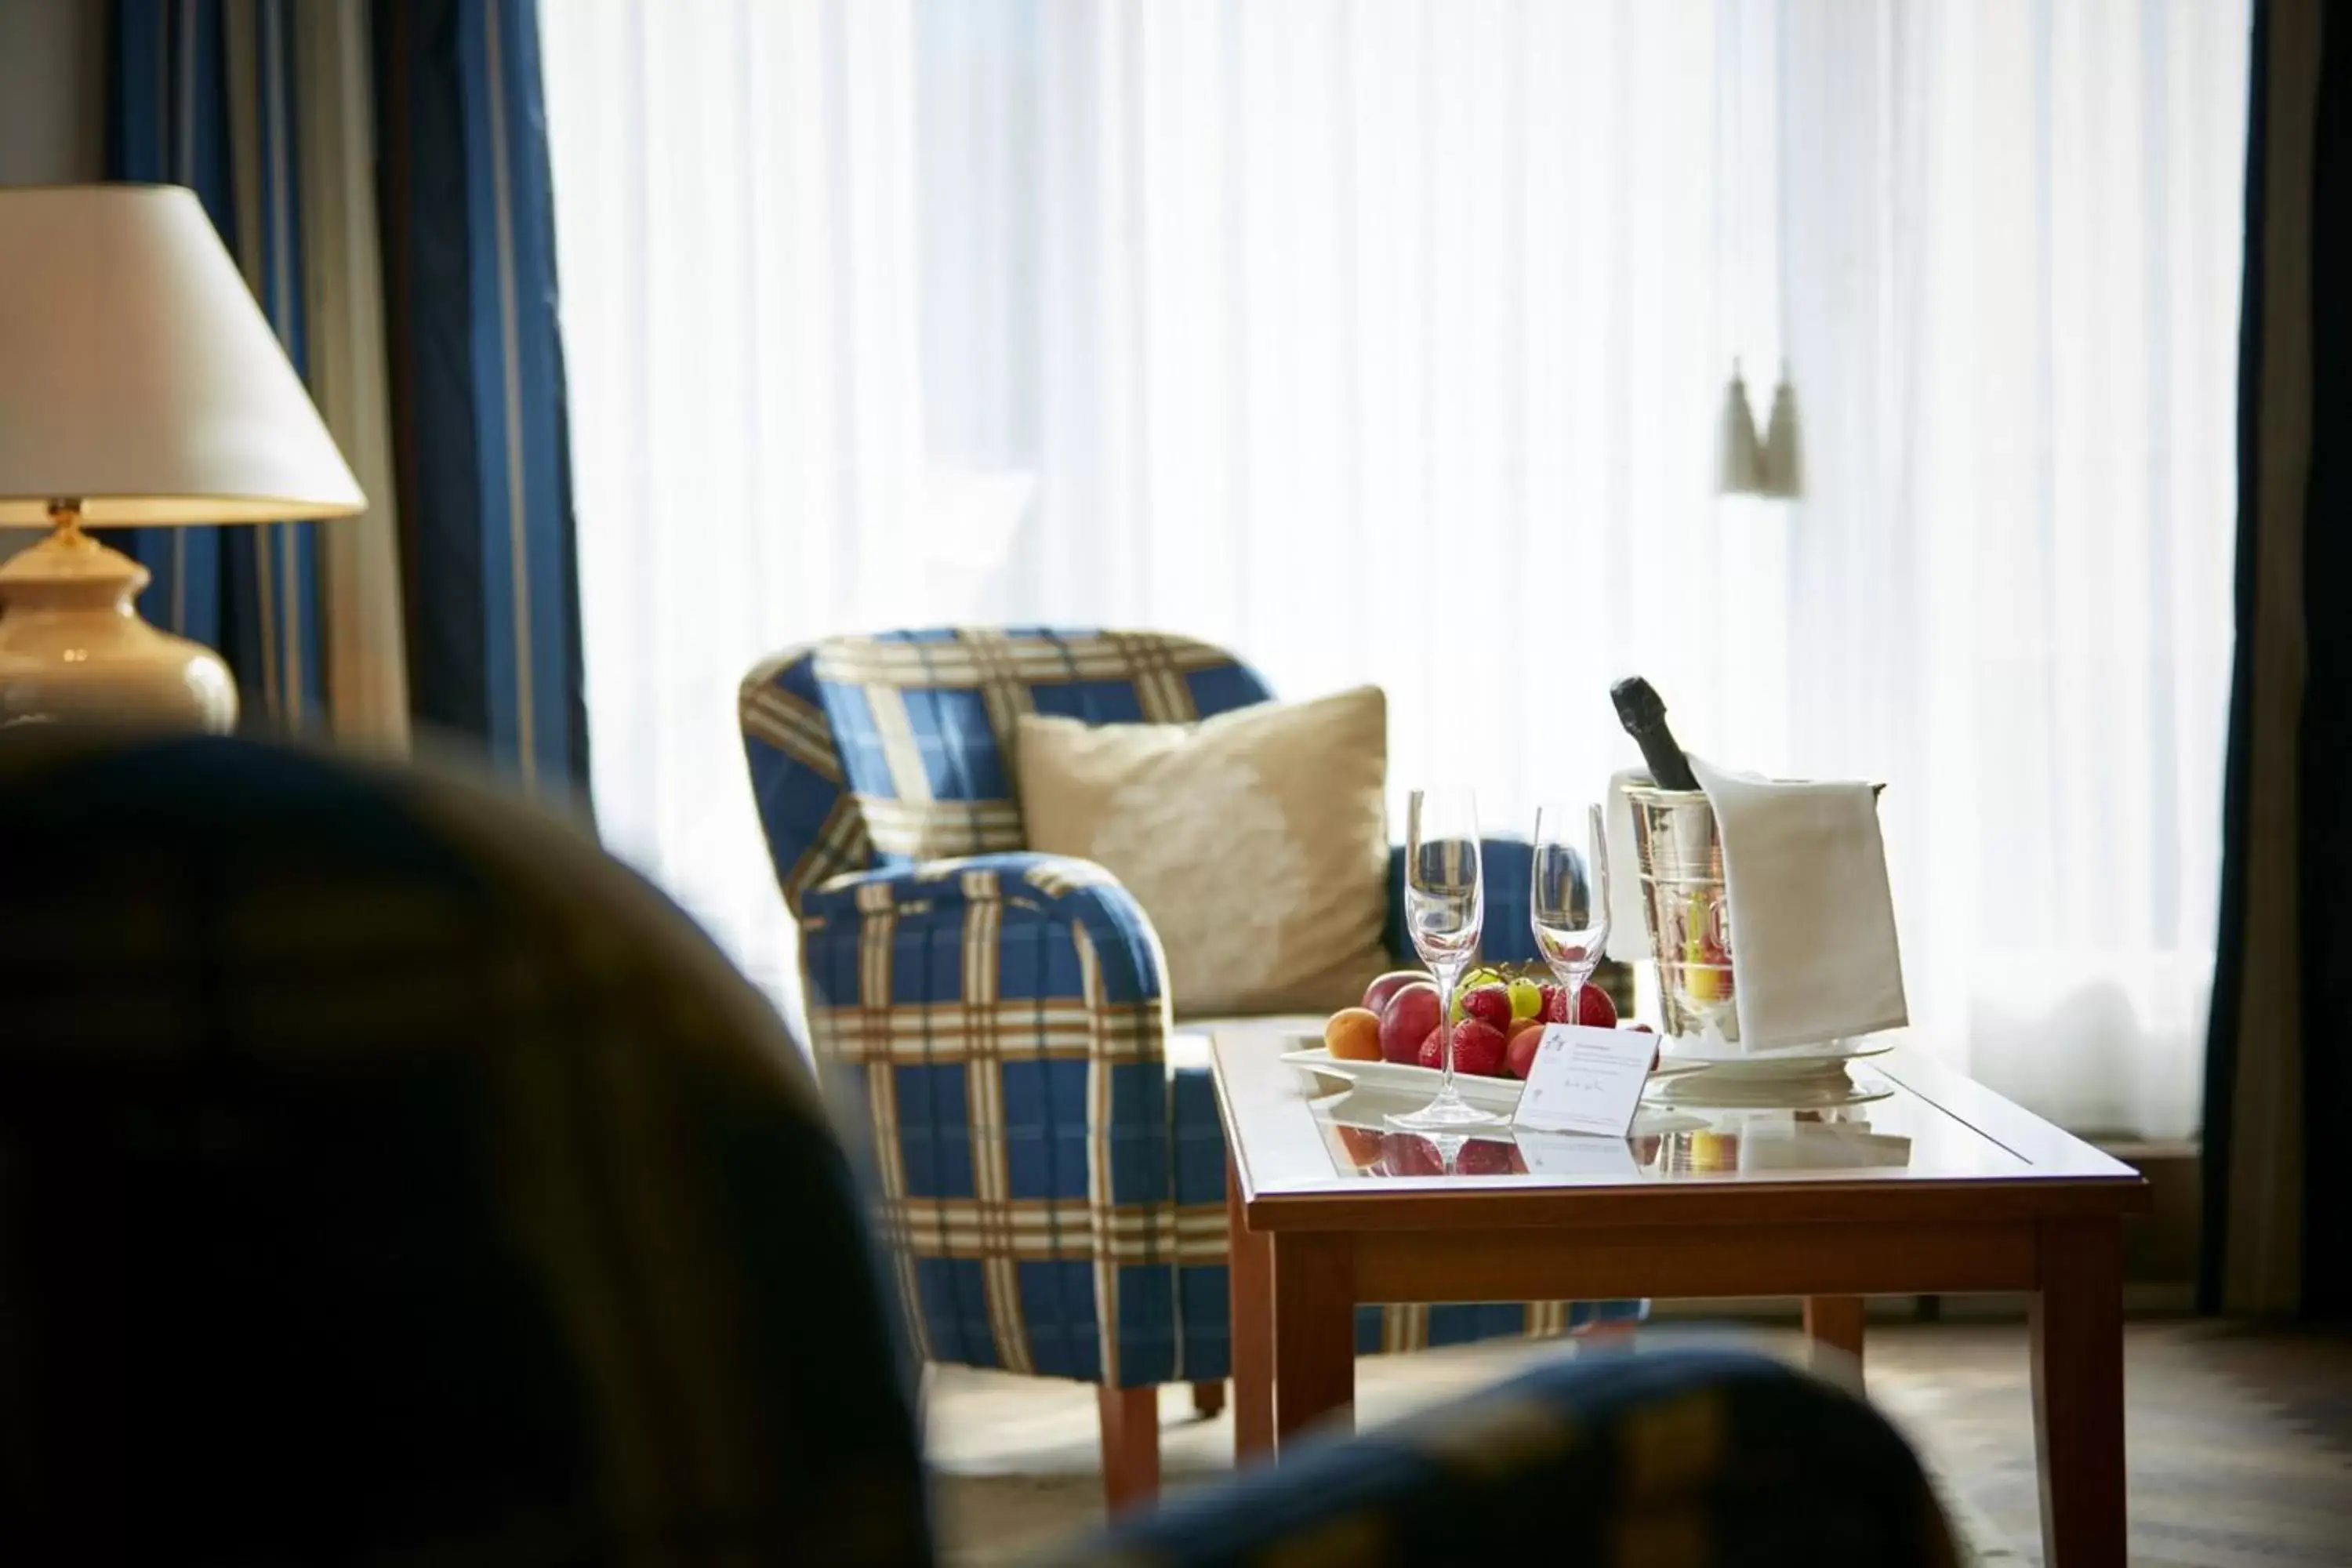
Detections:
[1565, 974, 1584, 1031]
[1436, 963, 1461, 1098]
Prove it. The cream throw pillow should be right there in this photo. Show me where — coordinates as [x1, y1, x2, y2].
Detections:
[1014, 686, 1392, 1017]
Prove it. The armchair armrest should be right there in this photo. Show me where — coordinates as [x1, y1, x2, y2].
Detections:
[800, 851, 1167, 1016]
[1060, 1348, 1958, 1565]
[1386, 835, 1537, 967]
[797, 852, 1202, 1387]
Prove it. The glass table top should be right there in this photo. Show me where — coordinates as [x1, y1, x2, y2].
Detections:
[1307, 1069, 2021, 1185]
[1209, 1023, 2141, 1210]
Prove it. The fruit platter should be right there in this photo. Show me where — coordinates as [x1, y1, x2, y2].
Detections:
[1284, 964, 1700, 1112]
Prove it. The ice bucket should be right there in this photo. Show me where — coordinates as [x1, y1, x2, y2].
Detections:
[1623, 784, 1737, 1041]
[1624, 780, 1886, 1044]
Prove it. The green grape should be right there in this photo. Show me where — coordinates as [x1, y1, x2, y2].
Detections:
[1507, 976, 1544, 1021]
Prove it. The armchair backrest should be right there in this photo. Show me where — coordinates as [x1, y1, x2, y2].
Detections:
[739, 628, 1273, 913]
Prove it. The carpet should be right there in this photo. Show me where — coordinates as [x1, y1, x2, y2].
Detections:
[923, 1320, 2352, 1565]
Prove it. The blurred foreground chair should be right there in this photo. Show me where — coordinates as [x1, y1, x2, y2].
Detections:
[0, 733, 1956, 1566]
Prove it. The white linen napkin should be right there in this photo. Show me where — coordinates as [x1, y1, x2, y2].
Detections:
[1603, 769, 1656, 960]
[1603, 761, 1907, 1050]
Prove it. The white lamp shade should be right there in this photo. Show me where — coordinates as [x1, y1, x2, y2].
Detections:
[0, 184, 365, 527]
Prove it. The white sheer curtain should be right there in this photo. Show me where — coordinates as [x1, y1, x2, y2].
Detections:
[542, 0, 2245, 1138]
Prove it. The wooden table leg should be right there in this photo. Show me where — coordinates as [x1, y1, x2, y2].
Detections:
[1272, 1231, 1355, 1448]
[1227, 1150, 1275, 1462]
[1803, 1294, 1867, 1385]
[1095, 1384, 1160, 1515]
[2032, 1218, 2126, 1568]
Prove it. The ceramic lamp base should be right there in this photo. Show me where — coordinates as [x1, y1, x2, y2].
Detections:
[0, 523, 237, 732]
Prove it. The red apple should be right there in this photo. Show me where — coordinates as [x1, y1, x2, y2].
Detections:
[1377, 982, 1443, 1063]
[1505, 1019, 1548, 1079]
[1382, 1131, 1444, 1175]
[1362, 970, 1428, 1016]
[1450, 1018, 1509, 1077]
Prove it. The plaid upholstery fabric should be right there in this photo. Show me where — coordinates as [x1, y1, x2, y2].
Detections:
[811, 628, 1272, 869]
[741, 641, 878, 915]
[1062, 1348, 1960, 1566]
[0, 734, 931, 1566]
[800, 851, 1214, 1385]
[743, 626, 1634, 1392]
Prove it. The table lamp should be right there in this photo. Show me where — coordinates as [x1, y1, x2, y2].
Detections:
[0, 184, 365, 731]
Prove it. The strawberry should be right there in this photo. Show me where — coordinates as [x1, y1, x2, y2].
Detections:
[1460, 984, 1513, 1031]
[1541, 984, 1617, 1028]
[1454, 1138, 1519, 1175]
[1417, 1028, 1444, 1069]
[1450, 1018, 1509, 1077]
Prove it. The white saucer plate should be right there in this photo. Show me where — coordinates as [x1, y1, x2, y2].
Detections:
[1644, 1068, 1896, 1112]
[1653, 1036, 1896, 1077]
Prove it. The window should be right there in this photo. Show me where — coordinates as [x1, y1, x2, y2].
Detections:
[543, 0, 2249, 1138]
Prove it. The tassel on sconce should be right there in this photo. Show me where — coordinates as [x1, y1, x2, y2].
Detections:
[1759, 365, 1803, 499]
[1715, 360, 1764, 495]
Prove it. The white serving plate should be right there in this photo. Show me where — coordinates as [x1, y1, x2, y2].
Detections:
[1279, 1035, 1705, 1114]
[1653, 1036, 1895, 1077]
[1280, 1045, 1527, 1110]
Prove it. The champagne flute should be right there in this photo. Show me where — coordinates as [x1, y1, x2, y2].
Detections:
[1531, 801, 1612, 1032]
[1392, 788, 1500, 1131]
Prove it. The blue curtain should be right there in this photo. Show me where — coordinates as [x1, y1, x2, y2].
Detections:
[2201, 0, 2345, 1316]
[107, 0, 325, 733]
[102, 0, 588, 789]
[376, 0, 590, 795]
[2298, 3, 2352, 1317]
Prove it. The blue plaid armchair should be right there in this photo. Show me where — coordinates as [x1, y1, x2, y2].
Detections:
[739, 628, 1639, 1500]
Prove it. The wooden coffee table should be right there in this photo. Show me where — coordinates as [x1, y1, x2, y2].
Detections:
[1213, 1024, 2149, 1568]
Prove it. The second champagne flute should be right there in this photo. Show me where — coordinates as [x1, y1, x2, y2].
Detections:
[1531, 801, 1612, 1029]
[1392, 787, 1501, 1131]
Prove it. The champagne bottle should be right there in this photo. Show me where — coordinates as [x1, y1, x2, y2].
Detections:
[1609, 677, 1700, 791]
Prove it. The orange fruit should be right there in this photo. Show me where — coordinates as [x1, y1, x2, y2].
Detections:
[1323, 1007, 1384, 1062]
